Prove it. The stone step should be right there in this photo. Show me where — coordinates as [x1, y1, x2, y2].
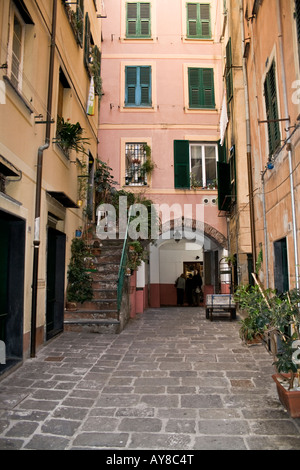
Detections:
[91, 263, 120, 273]
[92, 280, 118, 290]
[92, 289, 117, 299]
[64, 318, 120, 334]
[91, 271, 119, 282]
[64, 310, 119, 321]
[95, 254, 122, 263]
[78, 299, 118, 310]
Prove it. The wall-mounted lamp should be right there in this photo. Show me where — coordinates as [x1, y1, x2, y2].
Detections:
[173, 230, 182, 243]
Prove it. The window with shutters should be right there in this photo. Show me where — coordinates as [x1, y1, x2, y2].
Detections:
[186, 3, 211, 39]
[264, 61, 281, 156]
[125, 66, 152, 107]
[126, 2, 151, 38]
[174, 141, 218, 189]
[188, 68, 215, 109]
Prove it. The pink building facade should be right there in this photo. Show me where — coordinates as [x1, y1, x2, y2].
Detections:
[98, 1, 228, 314]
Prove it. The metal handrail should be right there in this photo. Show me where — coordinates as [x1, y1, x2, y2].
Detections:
[117, 205, 133, 311]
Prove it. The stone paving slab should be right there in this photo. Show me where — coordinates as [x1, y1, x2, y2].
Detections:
[0, 307, 299, 451]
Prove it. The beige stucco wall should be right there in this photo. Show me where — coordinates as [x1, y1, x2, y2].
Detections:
[243, 0, 300, 289]
[0, 0, 101, 354]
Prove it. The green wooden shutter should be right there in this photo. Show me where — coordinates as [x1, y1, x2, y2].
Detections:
[187, 3, 198, 37]
[126, 2, 150, 37]
[76, 0, 84, 46]
[217, 162, 231, 211]
[92, 46, 102, 95]
[295, 0, 300, 67]
[295, 0, 300, 42]
[202, 68, 215, 107]
[264, 61, 280, 156]
[189, 68, 214, 108]
[140, 3, 150, 36]
[187, 3, 211, 38]
[140, 66, 151, 105]
[127, 3, 138, 36]
[189, 68, 200, 107]
[226, 38, 233, 102]
[199, 4, 210, 38]
[218, 140, 226, 163]
[84, 12, 90, 70]
[174, 140, 190, 189]
[126, 66, 137, 105]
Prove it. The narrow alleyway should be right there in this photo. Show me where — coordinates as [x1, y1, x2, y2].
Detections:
[0, 307, 299, 451]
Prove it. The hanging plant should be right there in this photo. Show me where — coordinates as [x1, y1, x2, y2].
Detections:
[54, 117, 90, 156]
[90, 46, 102, 97]
[141, 145, 156, 176]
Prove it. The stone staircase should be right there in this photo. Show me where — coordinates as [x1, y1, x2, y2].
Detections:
[64, 236, 126, 334]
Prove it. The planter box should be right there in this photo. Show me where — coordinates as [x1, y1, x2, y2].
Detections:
[272, 374, 300, 418]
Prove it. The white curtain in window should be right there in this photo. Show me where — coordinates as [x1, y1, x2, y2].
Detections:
[219, 93, 228, 145]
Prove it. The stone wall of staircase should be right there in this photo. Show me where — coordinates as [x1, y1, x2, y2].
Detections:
[64, 236, 130, 334]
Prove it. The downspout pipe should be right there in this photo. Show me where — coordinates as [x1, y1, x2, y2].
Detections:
[240, 2, 257, 272]
[275, 0, 299, 290]
[30, 0, 57, 357]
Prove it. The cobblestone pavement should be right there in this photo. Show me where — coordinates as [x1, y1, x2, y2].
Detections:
[0, 307, 300, 451]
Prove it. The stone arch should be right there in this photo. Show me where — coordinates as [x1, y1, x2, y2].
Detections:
[160, 217, 228, 249]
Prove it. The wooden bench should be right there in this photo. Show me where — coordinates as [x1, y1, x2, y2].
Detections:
[205, 294, 236, 321]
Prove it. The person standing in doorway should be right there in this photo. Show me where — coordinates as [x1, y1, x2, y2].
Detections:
[185, 274, 193, 306]
[192, 270, 203, 306]
[176, 273, 186, 306]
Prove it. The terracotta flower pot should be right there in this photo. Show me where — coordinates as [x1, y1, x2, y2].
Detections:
[272, 374, 300, 418]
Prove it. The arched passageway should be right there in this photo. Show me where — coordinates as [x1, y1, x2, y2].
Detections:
[148, 219, 229, 308]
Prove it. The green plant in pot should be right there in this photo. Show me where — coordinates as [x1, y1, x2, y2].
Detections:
[54, 117, 90, 156]
[127, 240, 147, 273]
[234, 283, 273, 344]
[67, 238, 93, 304]
[141, 145, 156, 178]
[235, 280, 300, 417]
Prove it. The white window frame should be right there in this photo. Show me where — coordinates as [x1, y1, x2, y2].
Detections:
[8, 5, 25, 91]
[189, 142, 218, 188]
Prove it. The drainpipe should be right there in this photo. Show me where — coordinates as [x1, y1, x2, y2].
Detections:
[31, 0, 57, 357]
[276, 0, 299, 290]
[261, 176, 269, 287]
[240, 2, 257, 272]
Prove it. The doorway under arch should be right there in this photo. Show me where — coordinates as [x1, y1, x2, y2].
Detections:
[148, 219, 228, 307]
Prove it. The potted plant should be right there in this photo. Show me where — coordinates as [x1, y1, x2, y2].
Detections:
[66, 238, 93, 306]
[127, 240, 147, 273]
[270, 289, 300, 417]
[234, 283, 273, 345]
[54, 117, 90, 157]
[224, 254, 236, 266]
[235, 280, 300, 417]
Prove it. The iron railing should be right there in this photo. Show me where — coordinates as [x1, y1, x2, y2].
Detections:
[117, 206, 133, 311]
